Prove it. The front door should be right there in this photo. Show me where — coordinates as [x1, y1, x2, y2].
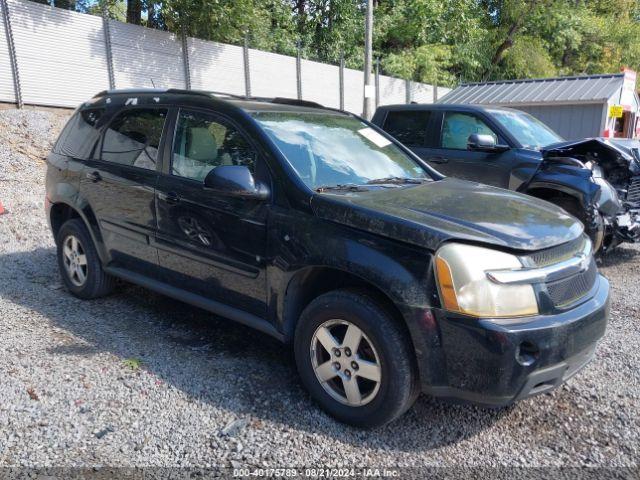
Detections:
[427, 111, 515, 188]
[155, 108, 270, 317]
[79, 107, 168, 274]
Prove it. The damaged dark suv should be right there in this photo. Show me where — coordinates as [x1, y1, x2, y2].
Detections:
[46, 90, 609, 427]
[373, 104, 640, 252]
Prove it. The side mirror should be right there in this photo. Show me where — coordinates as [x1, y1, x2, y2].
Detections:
[204, 165, 270, 201]
[467, 133, 509, 153]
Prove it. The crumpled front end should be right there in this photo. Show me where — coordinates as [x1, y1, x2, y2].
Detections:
[542, 138, 640, 251]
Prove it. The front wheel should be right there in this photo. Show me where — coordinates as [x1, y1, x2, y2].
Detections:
[294, 289, 418, 427]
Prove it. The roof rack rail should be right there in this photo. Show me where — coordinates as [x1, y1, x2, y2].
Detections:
[90, 89, 345, 113]
[165, 88, 215, 98]
[270, 97, 325, 109]
[207, 90, 248, 100]
[92, 88, 214, 99]
[92, 88, 167, 98]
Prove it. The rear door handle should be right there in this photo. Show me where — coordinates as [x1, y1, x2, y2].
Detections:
[86, 171, 102, 182]
[160, 191, 181, 205]
[428, 157, 449, 164]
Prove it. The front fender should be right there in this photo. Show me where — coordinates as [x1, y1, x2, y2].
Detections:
[276, 228, 436, 316]
[519, 164, 600, 208]
[269, 214, 438, 346]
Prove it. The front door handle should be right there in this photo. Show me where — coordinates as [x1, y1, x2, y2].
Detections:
[160, 191, 181, 205]
[428, 157, 449, 164]
[86, 171, 102, 182]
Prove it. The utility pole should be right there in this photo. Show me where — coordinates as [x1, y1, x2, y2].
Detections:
[362, 0, 374, 119]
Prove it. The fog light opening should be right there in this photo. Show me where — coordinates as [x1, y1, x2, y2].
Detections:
[516, 341, 540, 366]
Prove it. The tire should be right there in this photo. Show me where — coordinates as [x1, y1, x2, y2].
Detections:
[294, 289, 419, 427]
[56, 219, 115, 299]
[549, 196, 604, 252]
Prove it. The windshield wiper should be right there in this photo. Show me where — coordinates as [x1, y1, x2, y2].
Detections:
[315, 184, 368, 193]
[365, 177, 428, 185]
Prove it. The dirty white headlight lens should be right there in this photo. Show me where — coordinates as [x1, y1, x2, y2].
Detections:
[435, 243, 539, 318]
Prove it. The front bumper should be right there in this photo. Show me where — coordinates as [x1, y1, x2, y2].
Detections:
[414, 275, 609, 407]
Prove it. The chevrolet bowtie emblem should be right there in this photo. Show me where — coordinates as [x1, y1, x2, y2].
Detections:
[577, 252, 590, 272]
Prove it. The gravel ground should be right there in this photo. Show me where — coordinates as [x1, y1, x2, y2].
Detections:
[0, 108, 638, 470]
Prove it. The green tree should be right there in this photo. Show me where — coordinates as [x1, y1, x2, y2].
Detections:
[69, 0, 640, 86]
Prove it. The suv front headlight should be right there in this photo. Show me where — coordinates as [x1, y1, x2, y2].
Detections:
[435, 243, 539, 318]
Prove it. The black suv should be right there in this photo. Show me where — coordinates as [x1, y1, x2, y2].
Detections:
[372, 104, 640, 253]
[46, 89, 609, 427]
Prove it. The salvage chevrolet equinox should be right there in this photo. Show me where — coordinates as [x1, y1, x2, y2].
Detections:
[46, 89, 610, 427]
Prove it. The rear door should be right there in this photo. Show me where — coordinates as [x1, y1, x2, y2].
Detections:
[380, 109, 435, 160]
[380, 108, 471, 176]
[426, 110, 515, 187]
[79, 107, 169, 274]
[154, 108, 270, 317]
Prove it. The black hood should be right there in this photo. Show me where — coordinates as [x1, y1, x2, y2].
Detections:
[311, 178, 583, 252]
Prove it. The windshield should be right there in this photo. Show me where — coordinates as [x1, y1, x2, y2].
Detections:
[252, 111, 430, 190]
[490, 109, 563, 149]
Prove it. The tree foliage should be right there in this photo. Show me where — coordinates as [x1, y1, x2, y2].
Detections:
[69, 0, 640, 86]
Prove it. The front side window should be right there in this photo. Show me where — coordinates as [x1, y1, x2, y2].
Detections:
[252, 111, 429, 190]
[489, 109, 563, 149]
[441, 112, 498, 150]
[101, 108, 167, 170]
[383, 110, 431, 146]
[55, 108, 105, 159]
[172, 110, 257, 182]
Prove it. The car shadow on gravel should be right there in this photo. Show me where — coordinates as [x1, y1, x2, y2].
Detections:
[598, 245, 640, 268]
[0, 247, 510, 452]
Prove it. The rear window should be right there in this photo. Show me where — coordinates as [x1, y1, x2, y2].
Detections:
[53, 108, 105, 159]
[382, 110, 431, 146]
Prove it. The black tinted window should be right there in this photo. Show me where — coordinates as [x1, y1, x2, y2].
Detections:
[101, 108, 167, 169]
[54, 108, 105, 159]
[383, 110, 431, 146]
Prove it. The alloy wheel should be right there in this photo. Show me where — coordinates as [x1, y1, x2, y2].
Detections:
[62, 234, 88, 287]
[310, 319, 382, 407]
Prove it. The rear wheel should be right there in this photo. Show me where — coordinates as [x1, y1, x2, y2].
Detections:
[56, 219, 115, 299]
[294, 289, 418, 427]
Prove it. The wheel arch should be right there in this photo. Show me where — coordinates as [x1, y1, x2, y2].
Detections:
[281, 266, 408, 344]
[50, 201, 82, 239]
[49, 200, 107, 262]
[526, 186, 583, 210]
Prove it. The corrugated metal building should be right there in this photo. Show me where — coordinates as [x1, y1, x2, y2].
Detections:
[439, 72, 640, 140]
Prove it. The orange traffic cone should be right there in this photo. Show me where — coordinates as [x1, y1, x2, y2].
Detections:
[0, 201, 6, 215]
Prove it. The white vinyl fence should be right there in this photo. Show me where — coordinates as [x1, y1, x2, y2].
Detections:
[0, 0, 449, 112]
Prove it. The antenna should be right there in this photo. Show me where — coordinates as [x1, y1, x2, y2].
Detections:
[150, 78, 156, 88]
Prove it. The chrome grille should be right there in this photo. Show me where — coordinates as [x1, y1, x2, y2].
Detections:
[545, 257, 598, 308]
[628, 176, 640, 203]
[520, 235, 597, 308]
[527, 235, 587, 268]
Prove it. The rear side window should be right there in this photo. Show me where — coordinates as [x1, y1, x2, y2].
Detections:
[54, 108, 105, 159]
[382, 110, 431, 146]
[101, 108, 168, 170]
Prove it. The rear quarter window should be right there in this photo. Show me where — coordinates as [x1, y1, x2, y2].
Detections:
[382, 110, 431, 146]
[53, 108, 105, 159]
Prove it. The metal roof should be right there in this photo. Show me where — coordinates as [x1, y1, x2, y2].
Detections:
[439, 73, 626, 106]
